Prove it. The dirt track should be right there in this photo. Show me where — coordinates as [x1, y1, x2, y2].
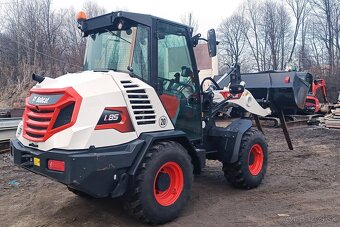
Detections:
[0, 126, 339, 226]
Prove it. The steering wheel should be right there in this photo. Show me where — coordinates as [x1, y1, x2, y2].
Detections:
[158, 77, 194, 92]
[200, 77, 221, 93]
[158, 77, 171, 87]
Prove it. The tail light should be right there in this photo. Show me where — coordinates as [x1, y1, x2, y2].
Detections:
[47, 160, 65, 172]
[284, 76, 291, 84]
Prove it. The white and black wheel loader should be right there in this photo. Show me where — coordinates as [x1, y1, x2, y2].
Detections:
[11, 11, 307, 224]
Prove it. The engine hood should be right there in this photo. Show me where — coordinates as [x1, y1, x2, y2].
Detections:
[34, 70, 129, 90]
[18, 69, 173, 151]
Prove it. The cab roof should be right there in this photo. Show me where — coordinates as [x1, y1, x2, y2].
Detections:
[81, 11, 193, 36]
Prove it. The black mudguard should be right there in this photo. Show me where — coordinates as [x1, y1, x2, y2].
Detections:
[207, 119, 252, 163]
[128, 130, 204, 175]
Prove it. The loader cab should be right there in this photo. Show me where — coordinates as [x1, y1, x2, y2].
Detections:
[79, 11, 216, 140]
[156, 21, 202, 140]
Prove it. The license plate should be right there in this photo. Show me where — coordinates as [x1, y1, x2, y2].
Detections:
[33, 157, 40, 167]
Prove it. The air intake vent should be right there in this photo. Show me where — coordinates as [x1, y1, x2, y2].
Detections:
[120, 81, 156, 125]
[120, 80, 140, 88]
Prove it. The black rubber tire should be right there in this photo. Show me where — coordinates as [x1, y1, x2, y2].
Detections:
[67, 187, 92, 199]
[223, 128, 268, 189]
[125, 141, 193, 225]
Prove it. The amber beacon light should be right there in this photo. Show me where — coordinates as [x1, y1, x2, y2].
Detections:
[76, 11, 87, 23]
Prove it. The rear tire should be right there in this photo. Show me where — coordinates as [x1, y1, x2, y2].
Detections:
[223, 128, 268, 189]
[125, 141, 193, 225]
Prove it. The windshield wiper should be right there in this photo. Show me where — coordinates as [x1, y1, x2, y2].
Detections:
[105, 29, 131, 44]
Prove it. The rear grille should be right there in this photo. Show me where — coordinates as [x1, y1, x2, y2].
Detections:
[22, 88, 81, 142]
[121, 81, 156, 125]
[25, 106, 55, 140]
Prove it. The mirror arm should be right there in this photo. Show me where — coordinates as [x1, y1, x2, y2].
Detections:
[199, 37, 208, 42]
[191, 33, 201, 47]
[199, 38, 219, 45]
[192, 34, 217, 46]
[192, 36, 216, 46]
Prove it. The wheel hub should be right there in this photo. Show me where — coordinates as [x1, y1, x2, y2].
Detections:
[248, 144, 264, 176]
[156, 172, 171, 191]
[153, 162, 184, 206]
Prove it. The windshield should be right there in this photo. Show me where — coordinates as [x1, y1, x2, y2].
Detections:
[83, 24, 150, 81]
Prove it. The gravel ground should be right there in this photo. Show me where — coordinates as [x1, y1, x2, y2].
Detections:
[0, 126, 339, 226]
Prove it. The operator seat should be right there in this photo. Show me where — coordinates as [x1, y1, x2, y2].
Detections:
[159, 72, 182, 124]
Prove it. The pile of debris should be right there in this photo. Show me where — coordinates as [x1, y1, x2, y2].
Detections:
[325, 107, 340, 129]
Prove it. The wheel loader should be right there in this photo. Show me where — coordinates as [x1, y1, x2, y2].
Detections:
[11, 11, 273, 224]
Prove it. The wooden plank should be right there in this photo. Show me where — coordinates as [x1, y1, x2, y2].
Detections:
[326, 125, 340, 129]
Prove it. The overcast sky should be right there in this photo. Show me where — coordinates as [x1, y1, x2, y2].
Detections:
[53, 0, 242, 35]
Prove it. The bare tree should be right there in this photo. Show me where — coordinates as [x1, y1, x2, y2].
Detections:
[218, 13, 247, 66]
[311, 0, 335, 75]
[243, 0, 262, 71]
[256, 1, 291, 70]
[286, 0, 310, 64]
[0, 0, 340, 105]
[83, 0, 106, 18]
[180, 12, 198, 34]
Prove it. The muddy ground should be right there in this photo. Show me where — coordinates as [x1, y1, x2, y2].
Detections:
[0, 125, 339, 226]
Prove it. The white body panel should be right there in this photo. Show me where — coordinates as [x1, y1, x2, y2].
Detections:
[213, 89, 271, 117]
[17, 71, 173, 151]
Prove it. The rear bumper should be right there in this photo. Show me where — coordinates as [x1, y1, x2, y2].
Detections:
[10, 139, 144, 198]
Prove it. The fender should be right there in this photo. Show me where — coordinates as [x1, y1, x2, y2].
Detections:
[208, 119, 252, 163]
[228, 119, 252, 163]
[128, 130, 203, 175]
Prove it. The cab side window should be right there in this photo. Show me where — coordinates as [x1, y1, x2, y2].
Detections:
[132, 25, 150, 81]
[157, 22, 201, 140]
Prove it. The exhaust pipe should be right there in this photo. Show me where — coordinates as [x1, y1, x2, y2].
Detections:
[32, 73, 45, 83]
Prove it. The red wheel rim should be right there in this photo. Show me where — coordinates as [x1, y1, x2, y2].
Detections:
[153, 162, 184, 206]
[248, 144, 264, 176]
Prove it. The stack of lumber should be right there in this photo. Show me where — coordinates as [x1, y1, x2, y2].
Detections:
[326, 108, 340, 129]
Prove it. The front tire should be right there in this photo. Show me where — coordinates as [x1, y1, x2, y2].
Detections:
[125, 141, 193, 225]
[223, 128, 268, 189]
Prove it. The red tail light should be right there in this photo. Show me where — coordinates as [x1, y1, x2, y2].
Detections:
[284, 76, 291, 84]
[48, 160, 65, 172]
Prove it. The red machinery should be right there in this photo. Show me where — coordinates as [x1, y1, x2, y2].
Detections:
[304, 79, 328, 114]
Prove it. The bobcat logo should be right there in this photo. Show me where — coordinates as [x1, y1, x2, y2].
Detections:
[159, 116, 167, 128]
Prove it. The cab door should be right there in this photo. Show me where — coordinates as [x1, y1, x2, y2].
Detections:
[156, 21, 202, 140]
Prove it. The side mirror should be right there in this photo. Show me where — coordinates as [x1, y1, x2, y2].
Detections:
[207, 29, 217, 57]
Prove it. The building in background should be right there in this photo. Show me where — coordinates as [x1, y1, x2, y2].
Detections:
[194, 43, 218, 89]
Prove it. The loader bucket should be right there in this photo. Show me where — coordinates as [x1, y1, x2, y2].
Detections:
[216, 71, 310, 112]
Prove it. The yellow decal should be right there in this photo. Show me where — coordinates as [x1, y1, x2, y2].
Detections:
[33, 157, 40, 167]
